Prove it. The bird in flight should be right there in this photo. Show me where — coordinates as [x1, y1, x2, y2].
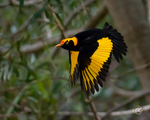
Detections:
[55, 22, 127, 94]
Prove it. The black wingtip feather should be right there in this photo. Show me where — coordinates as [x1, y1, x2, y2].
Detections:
[90, 80, 95, 94]
[93, 79, 99, 92]
[99, 72, 106, 81]
[97, 76, 103, 87]
[103, 22, 127, 63]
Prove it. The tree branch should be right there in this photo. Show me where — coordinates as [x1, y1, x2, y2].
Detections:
[87, 95, 101, 120]
[101, 89, 150, 119]
[58, 104, 150, 117]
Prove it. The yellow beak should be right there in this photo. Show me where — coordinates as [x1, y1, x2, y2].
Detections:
[55, 43, 63, 47]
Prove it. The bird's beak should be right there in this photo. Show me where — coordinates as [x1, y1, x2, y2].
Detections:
[55, 43, 63, 47]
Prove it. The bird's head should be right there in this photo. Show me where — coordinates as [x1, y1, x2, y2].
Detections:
[55, 37, 78, 50]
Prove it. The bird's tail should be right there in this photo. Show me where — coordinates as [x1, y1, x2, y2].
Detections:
[103, 22, 127, 62]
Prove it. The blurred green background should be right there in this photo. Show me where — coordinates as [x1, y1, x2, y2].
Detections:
[0, 0, 150, 120]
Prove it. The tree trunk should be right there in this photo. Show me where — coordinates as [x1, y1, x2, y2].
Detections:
[104, 0, 150, 103]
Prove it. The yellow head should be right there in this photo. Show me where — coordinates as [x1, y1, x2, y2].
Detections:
[55, 37, 78, 47]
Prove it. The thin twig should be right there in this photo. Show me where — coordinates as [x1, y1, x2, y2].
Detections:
[101, 89, 150, 119]
[87, 95, 101, 120]
[47, 4, 67, 38]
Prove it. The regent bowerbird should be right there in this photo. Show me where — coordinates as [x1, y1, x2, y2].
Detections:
[55, 23, 127, 94]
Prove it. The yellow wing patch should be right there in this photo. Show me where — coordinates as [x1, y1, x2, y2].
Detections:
[82, 37, 113, 91]
[70, 51, 79, 79]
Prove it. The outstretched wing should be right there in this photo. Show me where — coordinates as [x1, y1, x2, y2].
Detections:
[78, 37, 113, 94]
[69, 51, 79, 85]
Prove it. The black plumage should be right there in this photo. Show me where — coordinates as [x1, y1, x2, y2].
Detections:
[55, 22, 127, 94]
